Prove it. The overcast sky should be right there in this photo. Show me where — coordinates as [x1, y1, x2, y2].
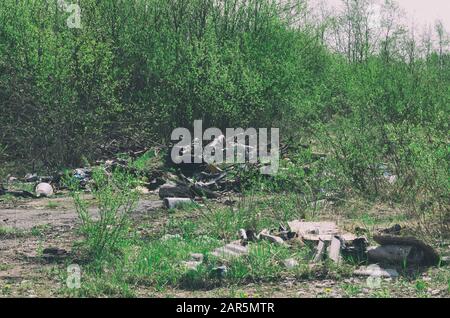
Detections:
[394, 0, 450, 28]
[324, 0, 450, 29]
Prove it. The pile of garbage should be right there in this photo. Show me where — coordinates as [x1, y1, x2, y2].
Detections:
[0, 168, 92, 199]
[182, 221, 441, 278]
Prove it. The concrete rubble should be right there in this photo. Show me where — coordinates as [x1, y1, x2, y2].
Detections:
[163, 197, 194, 209]
[211, 241, 249, 260]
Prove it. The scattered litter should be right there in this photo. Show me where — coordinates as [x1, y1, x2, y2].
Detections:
[24, 173, 38, 183]
[238, 229, 248, 242]
[42, 247, 68, 261]
[213, 265, 228, 278]
[354, 264, 399, 278]
[7, 176, 18, 183]
[42, 247, 67, 256]
[286, 220, 370, 264]
[35, 183, 54, 198]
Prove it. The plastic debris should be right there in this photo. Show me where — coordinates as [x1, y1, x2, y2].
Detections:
[35, 183, 54, 197]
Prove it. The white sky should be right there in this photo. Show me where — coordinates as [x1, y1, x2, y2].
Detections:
[324, 0, 450, 29]
[396, 0, 450, 28]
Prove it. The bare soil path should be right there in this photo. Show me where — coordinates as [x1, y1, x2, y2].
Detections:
[0, 195, 164, 297]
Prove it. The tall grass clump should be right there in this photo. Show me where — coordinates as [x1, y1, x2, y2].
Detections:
[68, 168, 139, 262]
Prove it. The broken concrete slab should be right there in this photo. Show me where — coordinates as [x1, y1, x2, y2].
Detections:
[183, 260, 202, 271]
[182, 253, 205, 271]
[211, 241, 249, 260]
[288, 220, 356, 243]
[328, 236, 342, 264]
[259, 230, 286, 245]
[342, 236, 368, 262]
[373, 234, 440, 266]
[313, 240, 326, 263]
[354, 264, 399, 278]
[163, 197, 194, 209]
[368, 245, 421, 265]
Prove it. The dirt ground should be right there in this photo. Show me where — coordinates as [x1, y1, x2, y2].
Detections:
[0, 195, 449, 298]
[0, 195, 164, 297]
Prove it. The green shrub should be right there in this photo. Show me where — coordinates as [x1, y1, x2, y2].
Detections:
[68, 168, 139, 261]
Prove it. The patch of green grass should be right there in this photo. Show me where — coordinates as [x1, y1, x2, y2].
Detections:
[8, 182, 35, 193]
[0, 283, 13, 296]
[61, 267, 136, 298]
[0, 264, 13, 271]
[68, 168, 140, 261]
[224, 242, 291, 283]
[342, 283, 362, 297]
[0, 194, 18, 204]
[31, 224, 51, 237]
[415, 279, 428, 294]
[370, 288, 392, 298]
[133, 235, 222, 290]
[0, 226, 25, 238]
[167, 201, 199, 214]
[46, 201, 60, 209]
[128, 149, 165, 174]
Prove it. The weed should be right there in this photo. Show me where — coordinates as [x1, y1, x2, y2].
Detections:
[342, 283, 362, 297]
[67, 168, 139, 262]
